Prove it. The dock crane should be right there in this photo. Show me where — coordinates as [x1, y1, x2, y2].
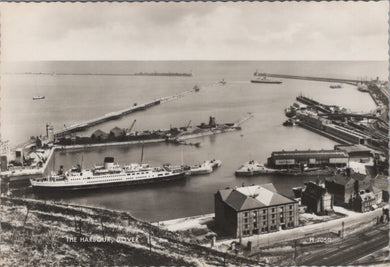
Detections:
[127, 119, 136, 134]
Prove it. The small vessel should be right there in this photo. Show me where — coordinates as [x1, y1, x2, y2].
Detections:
[30, 157, 185, 190]
[193, 85, 200, 92]
[219, 79, 226, 85]
[283, 118, 295, 127]
[189, 159, 221, 175]
[235, 160, 277, 176]
[329, 84, 342, 89]
[204, 159, 222, 170]
[32, 96, 45, 100]
[251, 72, 282, 84]
[357, 83, 369, 92]
[284, 106, 296, 118]
[189, 163, 213, 175]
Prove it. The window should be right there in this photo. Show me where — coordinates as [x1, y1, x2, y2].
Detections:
[244, 212, 249, 217]
[272, 214, 275, 218]
[244, 224, 249, 229]
[263, 215, 266, 220]
[263, 209, 266, 214]
[289, 211, 293, 216]
[289, 205, 293, 210]
[263, 221, 267, 226]
[244, 218, 248, 223]
[272, 208, 275, 212]
[271, 220, 275, 224]
[252, 211, 257, 217]
[253, 223, 258, 228]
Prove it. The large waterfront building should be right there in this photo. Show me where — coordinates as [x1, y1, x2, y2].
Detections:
[214, 183, 299, 238]
[301, 182, 334, 215]
[325, 169, 371, 206]
[323, 124, 373, 145]
[267, 149, 348, 169]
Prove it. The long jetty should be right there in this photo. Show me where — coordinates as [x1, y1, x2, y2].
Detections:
[265, 73, 362, 85]
[54, 89, 197, 138]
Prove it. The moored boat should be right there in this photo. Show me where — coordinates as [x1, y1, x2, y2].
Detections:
[283, 118, 295, 126]
[30, 157, 185, 190]
[204, 159, 222, 170]
[33, 96, 45, 100]
[189, 163, 213, 175]
[329, 84, 342, 89]
[251, 72, 282, 84]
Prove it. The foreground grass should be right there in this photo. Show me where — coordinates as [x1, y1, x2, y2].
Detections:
[0, 197, 259, 266]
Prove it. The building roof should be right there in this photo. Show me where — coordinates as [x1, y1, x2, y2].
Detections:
[303, 182, 327, 199]
[271, 149, 348, 159]
[326, 174, 353, 186]
[335, 144, 372, 154]
[369, 185, 382, 194]
[216, 183, 295, 212]
[91, 129, 108, 138]
[372, 175, 389, 191]
[357, 191, 376, 201]
[110, 127, 125, 137]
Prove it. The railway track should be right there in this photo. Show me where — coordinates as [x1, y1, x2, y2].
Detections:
[299, 225, 389, 266]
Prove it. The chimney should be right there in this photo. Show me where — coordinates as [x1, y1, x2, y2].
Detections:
[346, 167, 351, 177]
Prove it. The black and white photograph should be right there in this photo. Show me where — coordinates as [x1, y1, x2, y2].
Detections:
[0, 1, 389, 266]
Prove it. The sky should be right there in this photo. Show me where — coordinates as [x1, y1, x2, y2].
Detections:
[0, 1, 388, 61]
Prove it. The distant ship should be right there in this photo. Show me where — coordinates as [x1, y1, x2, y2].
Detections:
[133, 72, 192, 77]
[330, 84, 342, 89]
[32, 96, 45, 100]
[357, 83, 369, 92]
[30, 157, 185, 190]
[219, 79, 226, 85]
[251, 71, 282, 84]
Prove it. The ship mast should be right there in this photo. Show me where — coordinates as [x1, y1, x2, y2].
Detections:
[140, 143, 144, 164]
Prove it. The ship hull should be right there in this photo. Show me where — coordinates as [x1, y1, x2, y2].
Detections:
[251, 80, 282, 84]
[31, 172, 185, 191]
[235, 169, 277, 177]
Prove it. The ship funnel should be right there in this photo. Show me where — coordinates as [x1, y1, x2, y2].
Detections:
[104, 157, 115, 169]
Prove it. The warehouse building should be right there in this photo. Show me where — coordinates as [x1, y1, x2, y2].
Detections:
[325, 169, 371, 207]
[267, 149, 348, 169]
[324, 124, 372, 145]
[215, 183, 299, 238]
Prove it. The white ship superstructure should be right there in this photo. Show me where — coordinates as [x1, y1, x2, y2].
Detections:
[30, 157, 185, 190]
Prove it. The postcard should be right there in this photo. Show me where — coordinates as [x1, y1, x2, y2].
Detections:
[0, 1, 388, 266]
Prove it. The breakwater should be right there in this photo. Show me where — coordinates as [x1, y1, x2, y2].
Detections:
[54, 88, 197, 138]
[265, 73, 362, 84]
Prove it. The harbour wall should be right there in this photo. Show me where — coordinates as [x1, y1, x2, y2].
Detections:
[265, 73, 361, 84]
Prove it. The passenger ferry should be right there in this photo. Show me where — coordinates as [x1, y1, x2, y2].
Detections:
[30, 157, 185, 190]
